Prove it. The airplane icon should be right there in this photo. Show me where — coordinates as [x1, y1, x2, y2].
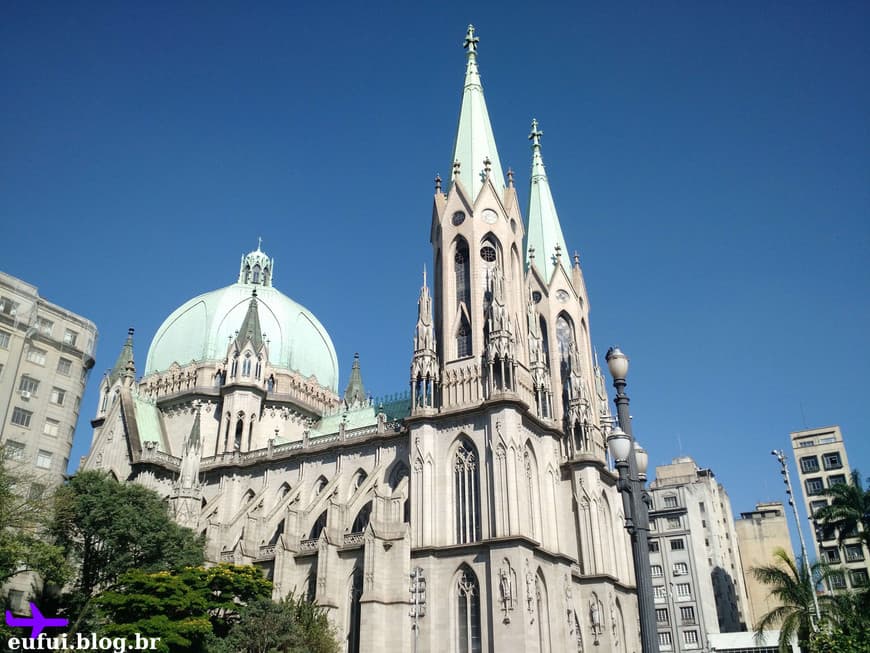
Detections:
[5, 602, 69, 638]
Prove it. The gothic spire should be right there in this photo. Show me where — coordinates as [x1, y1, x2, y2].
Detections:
[525, 119, 569, 282]
[450, 25, 506, 198]
[343, 353, 366, 405]
[235, 290, 264, 350]
[109, 327, 135, 385]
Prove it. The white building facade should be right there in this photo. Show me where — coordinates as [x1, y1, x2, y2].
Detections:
[81, 26, 640, 653]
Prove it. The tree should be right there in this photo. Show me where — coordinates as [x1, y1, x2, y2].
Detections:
[752, 547, 829, 653]
[215, 594, 340, 653]
[0, 457, 68, 588]
[811, 591, 870, 652]
[814, 469, 870, 548]
[49, 471, 204, 626]
[96, 565, 272, 653]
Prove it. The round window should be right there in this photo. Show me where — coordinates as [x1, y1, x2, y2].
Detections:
[532, 291, 542, 304]
[452, 211, 466, 226]
[481, 209, 498, 224]
[556, 289, 570, 303]
[480, 245, 497, 263]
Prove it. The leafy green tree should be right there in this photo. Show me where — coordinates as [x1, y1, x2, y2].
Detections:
[814, 470, 870, 548]
[0, 457, 68, 588]
[216, 594, 340, 653]
[96, 564, 272, 652]
[49, 471, 204, 627]
[752, 547, 829, 653]
[811, 591, 870, 652]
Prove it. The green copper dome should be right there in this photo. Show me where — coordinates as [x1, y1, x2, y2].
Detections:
[144, 246, 339, 392]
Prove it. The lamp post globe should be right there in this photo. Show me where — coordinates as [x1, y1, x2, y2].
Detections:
[605, 346, 629, 380]
[634, 441, 649, 477]
[607, 426, 632, 462]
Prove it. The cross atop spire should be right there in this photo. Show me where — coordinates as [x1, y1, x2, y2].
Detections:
[464, 25, 479, 58]
[257, 236, 262, 251]
[109, 327, 135, 385]
[529, 119, 543, 148]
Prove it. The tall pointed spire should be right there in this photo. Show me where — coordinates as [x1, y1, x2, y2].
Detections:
[525, 119, 569, 282]
[109, 328, 135, 384]
[235, 290, 264, 350]
[343, 353, 366, 405]
[450, 25, 506, 197]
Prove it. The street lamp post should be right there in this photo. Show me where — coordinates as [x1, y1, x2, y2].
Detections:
[605, 346, 659, 653]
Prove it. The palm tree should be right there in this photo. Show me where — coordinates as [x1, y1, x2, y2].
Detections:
[752, 547, 827, 653]
[814, 469, 870, 548]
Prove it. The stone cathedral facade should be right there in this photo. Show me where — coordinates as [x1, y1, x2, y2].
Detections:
[82, 26, 640, 653]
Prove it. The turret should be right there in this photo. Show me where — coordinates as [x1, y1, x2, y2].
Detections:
[410, 268, 439, 413]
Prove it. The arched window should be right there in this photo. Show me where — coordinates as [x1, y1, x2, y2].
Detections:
[314, 476, 328, 497]
[242, 489, 255, 505]
[242, 352, 252, 376]
[457, 313, 472, 358]
[347, 567, 363, 653]
[454, 238, 470, 308]
[556, 314, 574, 366]
[234, 419, 244, 450]
[277, 482, 291, 499]
[539, 316, 550, 368]
[535, 572, 551, 653]
[252, 265, 261, 284]
[306, 568, 317, 602]
[454, 439, 481, 544]
[388, 462, 409, 492]
[350, 502, 372, 534]
[231, 354, 239, 377]
[456, 568, 481, 653]
[524, 444, 541, 539]
[268, 519, 284, 546]
[244, 265, 251, 283]
[350, 470, 367, 496]
[309, 510, 328, 540]
[255, 356, 262, 379]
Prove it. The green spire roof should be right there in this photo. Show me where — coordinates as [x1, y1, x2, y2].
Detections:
[450, 25, 506, 197]
[235, 290, 264, 350]
[343, 353, 366, 405]
[109, 327, 135, 384]
[525, 119, 569, 282]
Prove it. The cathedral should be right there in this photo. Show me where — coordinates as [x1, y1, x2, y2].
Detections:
[82, 26, 641, 653]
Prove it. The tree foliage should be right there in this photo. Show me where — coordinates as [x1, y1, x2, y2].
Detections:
[215, 594, 340, 653]
[0, 457, 68, 587]
[96, 565, 271, 653]
[49, 471, 204, 624]
[814, 469, 870, 547]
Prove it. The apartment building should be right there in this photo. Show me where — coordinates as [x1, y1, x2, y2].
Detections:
[648, 457, 751, 652]
[791, 426, 869, 591]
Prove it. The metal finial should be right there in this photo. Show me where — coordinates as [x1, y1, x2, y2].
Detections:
[435, 174, 442, 193]
[464, 25, 479, 57]
[529, 119, 543, 147]
[452, 160, 461, 179]
[507, 167, 514, 187]
[573, 251, 581, 266]
[528, 246, 536, 260]
[422, 264, 427, 288]
[257, 236, 262, 251]
[555, 244, 562, 260]
[483, 156, 492, 177]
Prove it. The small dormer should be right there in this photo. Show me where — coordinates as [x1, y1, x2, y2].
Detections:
[238, 240, 274, 287]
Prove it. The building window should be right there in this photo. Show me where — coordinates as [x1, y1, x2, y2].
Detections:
[7, 589, 25, 614]
[798, 440, 815, 447]
[675, 583, 691, 598]
[57, 357, 72, 375]
[800, 456, 819, 473]
[828, 474, 846, 487]
[350, 502, 372, 534]
[242, 352, 252, 376]
[829, 572, 847, 590]
[0, 296, 19, 316]
[454, 440, 481, 543]
[651, 565, 663, 578]
[43, 418, 60, 437]
[845, 544, 865, 562]
[36, 450, 53, 469]
[653, 586, 667, 600]
[822, 452, 842, 470]
[456, 317, 472, 358]
[673, 562, 689, 576]
[4, 440, 25, 460]
[822, 546, 840, 563]
[670, 538, 685, 551]
[655, 608, 669, 624]
[667, 517, 680, 529]
[18, 375, 40, 396]
[36, 317, 53, 335]
[346, 568, 363, 653]
[10, 407, 32, 428]
[680, 606, 696, 623]
[658, 632, 672, 649]
[850, 570, 869, 587]
[29, 483, 46, 500]
[810, 500, 828, 516]
[698, 501, 705, 513]
[454, 239, 471, 308]
[0, 330, 10, 349]
[649, 540, 660, 553]
[805, 478, 824, 495]
[663, 495, 678, 508]
[456, 569, 481, 653]
[683, 630, 699, 645]
[26, 347, 47, 365]
[50, 387, 66, 406]
[63, 329, 78, 346]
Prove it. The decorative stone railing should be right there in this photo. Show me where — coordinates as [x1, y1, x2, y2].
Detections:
[258, 544, 277, 559]
[343, 533, 365, 546]
[299, 538, 318, 552]
[220, 550, 235, 562]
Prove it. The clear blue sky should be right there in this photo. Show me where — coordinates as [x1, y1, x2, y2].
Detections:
[2, 2, 868, 540]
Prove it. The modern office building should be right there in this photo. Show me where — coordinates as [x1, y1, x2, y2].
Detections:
[0, 271, 97, 491]
[734, 502, 794, 629]
[78, 26, 641, 653]
[648, 457, 751, 652]
[790, 426, 869, 592]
